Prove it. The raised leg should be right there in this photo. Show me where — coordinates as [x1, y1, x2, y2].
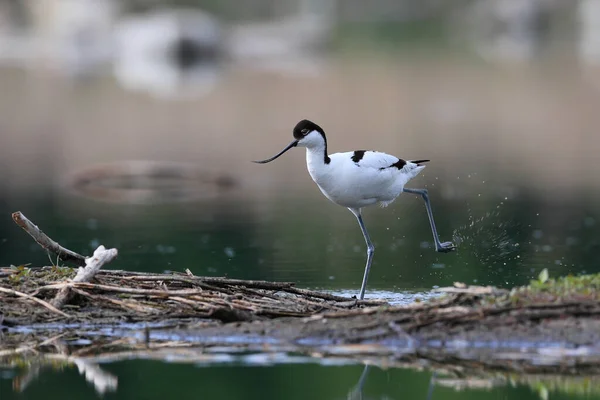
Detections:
[403, 188, 455, 252]
[348, 208, 374, 300]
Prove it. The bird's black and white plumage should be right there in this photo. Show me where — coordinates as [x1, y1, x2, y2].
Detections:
[254, 119, 455, 299]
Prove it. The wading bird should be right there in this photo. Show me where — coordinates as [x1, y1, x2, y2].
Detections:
[254, 119, 455, 299]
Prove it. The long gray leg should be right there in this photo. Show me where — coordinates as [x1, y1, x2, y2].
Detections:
[348, 208, 374, 300]
[403, 188, 455, 252]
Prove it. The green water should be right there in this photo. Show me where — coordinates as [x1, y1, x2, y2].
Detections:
[2, 181, 599, 294]
[1, 361, 592, 400]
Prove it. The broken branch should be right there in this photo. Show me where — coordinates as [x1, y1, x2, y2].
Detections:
[51, 246, 119, 309]
[0, 286, 71, 318]
[12, 211, 87, 266]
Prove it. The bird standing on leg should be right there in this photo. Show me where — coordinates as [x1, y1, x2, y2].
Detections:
[254, 119, 455, 300]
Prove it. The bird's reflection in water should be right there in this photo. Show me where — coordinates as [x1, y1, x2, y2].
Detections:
[426, 372, 436, 400]
[346, 365, 372, 400]
[346, 365, 437, 400]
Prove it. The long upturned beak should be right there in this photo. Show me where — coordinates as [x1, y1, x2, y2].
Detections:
[252, 140, 298, 164]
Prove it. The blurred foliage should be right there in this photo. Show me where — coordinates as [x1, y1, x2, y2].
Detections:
[334, 19, 455, 54]
[519, 270, 600, 300]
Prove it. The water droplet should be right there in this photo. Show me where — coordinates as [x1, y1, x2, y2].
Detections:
[584, 216, 596, 227]
[89, 238, 100, 249]
[224, 247, 235, 258]
[86, 218, 98, 230]
[532, 230, 543, 239]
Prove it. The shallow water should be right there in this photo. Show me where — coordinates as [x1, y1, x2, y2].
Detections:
[2, 182, 599, 296]
[3, 352, 600, 400]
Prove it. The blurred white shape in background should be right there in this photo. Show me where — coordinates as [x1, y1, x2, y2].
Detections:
[227, 0, 334, 76]
[114, 8, 222, 99]
[465, 0, 549, 62]
[43, 0, 118, 76]
[0, 0, 33, 65]
[0, 0, 119, 76]
[0, 0, 333, 98]
[578, 0, 600, 64]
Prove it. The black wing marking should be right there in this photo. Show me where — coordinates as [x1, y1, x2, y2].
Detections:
[351, 150, 367, 163]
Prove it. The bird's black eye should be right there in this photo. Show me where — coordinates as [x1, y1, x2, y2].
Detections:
[301, 129, 309, 135]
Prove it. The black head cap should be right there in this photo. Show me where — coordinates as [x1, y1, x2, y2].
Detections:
[293, 119, 325, 140]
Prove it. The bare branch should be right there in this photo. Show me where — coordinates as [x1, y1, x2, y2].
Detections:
[51, 246, 118, 309]
[12, 211, 86, 266]
[0, 286, 71, 318]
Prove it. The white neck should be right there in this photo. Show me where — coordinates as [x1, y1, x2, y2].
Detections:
[305, 140, 329, 169]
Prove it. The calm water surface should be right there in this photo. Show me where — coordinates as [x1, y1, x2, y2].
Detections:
[2, 179, 599, 294]
[2, 360, 592, 400]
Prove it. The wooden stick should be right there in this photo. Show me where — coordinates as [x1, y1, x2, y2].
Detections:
[51, 246, 118, 309]
[71, 288, 159, 313]
[0, 286, 71, 318]
[120, 274, 296, 290]
[12, 211, 86, 266]
[0, 332, 68, 357]
[44, 282, 207, 297]
[282, 286, 386, 305]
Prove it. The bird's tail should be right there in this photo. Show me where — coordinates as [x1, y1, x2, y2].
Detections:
[410, 159, 430, 166]
[402, 159, 429, 180]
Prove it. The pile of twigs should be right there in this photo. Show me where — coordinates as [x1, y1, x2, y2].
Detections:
[0, 212, 383, 326]
[1, 268, 382, 324]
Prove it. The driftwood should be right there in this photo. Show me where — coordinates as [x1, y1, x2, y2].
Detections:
[0, 268, 383, 324]
[1, 211, 384, 325]
[9, 211, 119, 311]
[0, 287, 70, 318]
[51, 246, 119, 309]
[12, 212, 87, 266]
